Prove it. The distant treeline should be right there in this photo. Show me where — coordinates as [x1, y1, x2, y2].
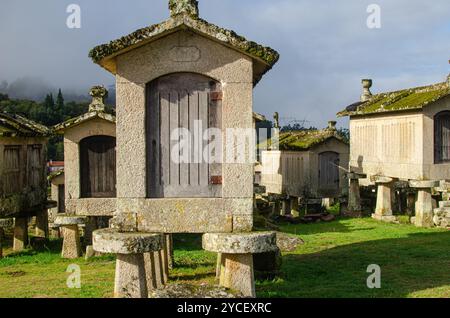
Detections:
[0, 90, 115, 161]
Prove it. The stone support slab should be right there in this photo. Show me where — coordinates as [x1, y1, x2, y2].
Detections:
[372, 181, 395, 222]
[35, 210, 49, 238]
[13, 217, 28, 251]
[414, 189, 434, 228]
[61, 225, 82, 259]
[203, 232, 277, 297]
[115, 254, 148, 298]
[348, 178, 362, 212]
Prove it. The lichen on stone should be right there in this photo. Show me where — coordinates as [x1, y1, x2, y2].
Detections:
[169, 0, 199, 18]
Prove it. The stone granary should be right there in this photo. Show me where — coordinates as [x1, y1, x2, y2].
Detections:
[260, 121, 349, 215]
[338, 71, 450, 227]
[0, 112, 52, 251]
[53, 86, 116, 257]
[89, 0, 279, 297]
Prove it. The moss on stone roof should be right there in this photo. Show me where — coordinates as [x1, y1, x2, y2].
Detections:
[261, 128, 347, 151]
[0, 112, 50, 137]
[53, 111, 116, 133]
[89, 7, 279, 85]
[338, 81, 450, 117]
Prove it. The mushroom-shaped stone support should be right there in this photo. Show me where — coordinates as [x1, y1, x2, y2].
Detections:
[54, 215, 86, 259]
[0, 219, 14, 258]
[203, 232, 277, 297]
[409, 180, 439, 228]
[93, 229, 163, 298]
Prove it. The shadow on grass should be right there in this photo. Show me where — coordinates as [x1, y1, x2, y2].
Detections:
[258, 230, 450, 298]
[280, 217, 376, 236]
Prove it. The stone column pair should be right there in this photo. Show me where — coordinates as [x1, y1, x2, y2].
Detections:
[203, 232, 277, 298]
[93, 229, 164, 298]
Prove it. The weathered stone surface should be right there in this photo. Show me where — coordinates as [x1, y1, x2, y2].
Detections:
[276, 232, 304, 252]
[114, 254, 148, 298]
[203, 232, 277, 254]
[348, 178, 362, 212]
[35, 210, 48, 238]
[93, 229, 163, 254]
[66, 198, 116, 217]
[150, 283, 243, 298]
[372, 176, 394, 184]
[414, 189, 434, 228]
[219, 253, 255, 297]
[61, 225, 82, 259]
[13, 217, 28, 251]
[409, 180, 439, 189]
[85, 245, 96, 260]
[372, 214, 398, 223]
[144, 250, 167, 292]
[374, 183, 393, 216]
[54, 215, 86, 226]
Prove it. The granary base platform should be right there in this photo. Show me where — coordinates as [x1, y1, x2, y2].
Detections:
[203, 232, 277, 297]
[410, 180, 439, 228]
[93, 229, 164, 298]
[54, 215, 86, 259]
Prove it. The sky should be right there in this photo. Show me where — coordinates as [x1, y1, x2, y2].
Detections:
[0, 0, 449, 128]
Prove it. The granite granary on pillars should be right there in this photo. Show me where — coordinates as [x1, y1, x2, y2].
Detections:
[53, 86, 117, 258]
[260, 121, 349, 216]
[0, 112, 53, 252]
[89, 0, 279, 298]
[338, 69, 450, 228]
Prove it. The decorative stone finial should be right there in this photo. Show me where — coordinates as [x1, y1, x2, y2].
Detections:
[328, 121, 337, 130]
[273, 112, 280, 129]
[169, 0, 199, 18]
[89, 86, 108, 112]
[361, 79, 373, 102]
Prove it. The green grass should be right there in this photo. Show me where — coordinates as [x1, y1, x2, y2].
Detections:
[0, 218, 449, 298]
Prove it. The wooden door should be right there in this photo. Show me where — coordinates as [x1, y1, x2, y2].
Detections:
[80, 136, 116, 198]
[146, 73, 222, 198]
[2, 145, 22, 195]
[318, 151, 340, 195]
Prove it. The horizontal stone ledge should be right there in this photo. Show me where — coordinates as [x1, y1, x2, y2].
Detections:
[370, 176, 394, 184]
[409, 180, 439, 189]
[93, 229, 163, 254]
[0, 218, 14, 229]
[54, 215, 87, 226]
[202, 232, 277, 254]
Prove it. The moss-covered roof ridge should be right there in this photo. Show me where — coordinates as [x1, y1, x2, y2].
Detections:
[338, 79, 450, 117]
[261, 126, 347, 151]
[89, 4, 279, 85]
[0, 112, 50, 137]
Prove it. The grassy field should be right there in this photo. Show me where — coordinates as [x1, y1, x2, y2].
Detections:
[0, 217, 448, 298]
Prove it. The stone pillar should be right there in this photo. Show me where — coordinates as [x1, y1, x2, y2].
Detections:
[0, 219, 13, 259]
[272, 200, 280, 217]
[54, 215, 86, 259]
[35, 210, 49, 238]
[165, 234, 174, 270]
[220, 253, 255, 297]
[84, 217, 98, 246]
[115, 254, 148, 298]
[203, 232, 277, 298]
[372, 177, 397, 222]
[406, 192, 416, 216]
[290, 197, 300, 217]
[281, 200, 290, 216]
[347, 173, 364, 213]
[410, 181, 438, 228]
[61, 225, 82, 259]
[13, 217, 29, 251]
[93, 229, 163, 298]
